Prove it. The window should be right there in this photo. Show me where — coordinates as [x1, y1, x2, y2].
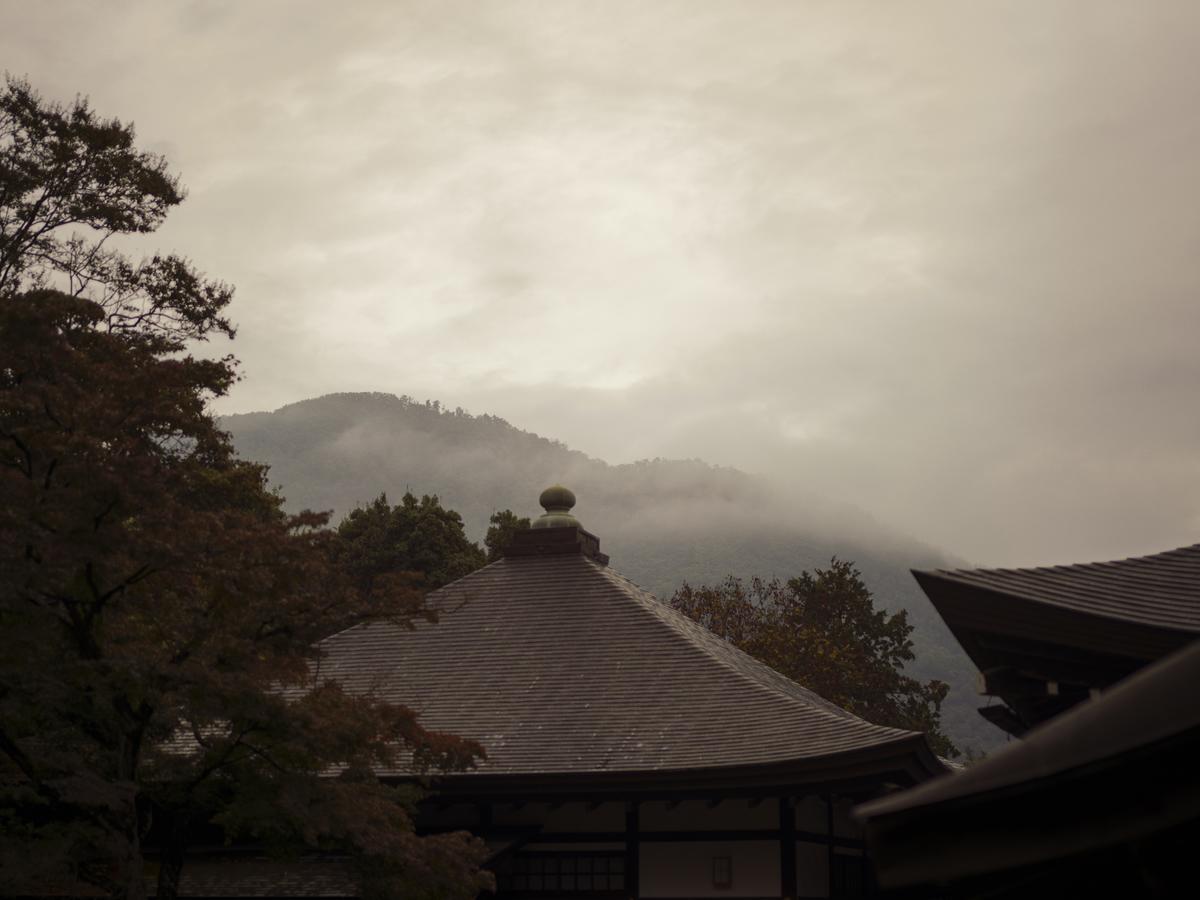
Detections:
[494, 851, 626, 895]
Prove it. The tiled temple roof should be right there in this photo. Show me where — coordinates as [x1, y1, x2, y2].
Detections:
[318, 545, 939, 778]
[916, 543, 1200, 632]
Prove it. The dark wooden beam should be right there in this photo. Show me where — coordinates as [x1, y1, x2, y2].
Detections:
[779, 797, 796, 900]
[978, 703, 1028, 738]
[973, 633, 1142, 687]
[626, 803, 640, 899]
[397, 767, 926, 803]
[978, 666, 1062, 699]
[825, 795, 837, 895]
[445, 828, 862, 847]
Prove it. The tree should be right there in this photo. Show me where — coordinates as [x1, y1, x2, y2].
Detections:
[0, 289, 490, 898]
[669, 559, 958, 758]
[484, 509, 530, 562]
[0, 79, 489, 899]
[0, 76, 233, 338]
[336, 492, 487, 593]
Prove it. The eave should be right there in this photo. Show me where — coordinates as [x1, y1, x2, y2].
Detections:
[392, 734, 945, 801]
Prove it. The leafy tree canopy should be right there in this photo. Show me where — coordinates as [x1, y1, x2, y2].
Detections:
[484, 509, 530, 562]
[669, 559, 958, 758]
[0, 78, 488, 900]
[336, 492, 487, 593]
[0, 77, 233, 341]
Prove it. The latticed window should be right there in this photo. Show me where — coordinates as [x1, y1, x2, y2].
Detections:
[494, 851, 626, 894]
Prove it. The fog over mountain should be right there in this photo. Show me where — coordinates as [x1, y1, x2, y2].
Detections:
[5, 2, 1199, 569]
[224, 392, 1006, 752]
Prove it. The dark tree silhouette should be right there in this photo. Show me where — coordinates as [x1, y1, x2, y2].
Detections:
[336, 492, 487, 593]
[670, 559, 958, 758]
[0, 77, 233, 339]
[484, 509, 531, 562]
[0, 79, 489, 900]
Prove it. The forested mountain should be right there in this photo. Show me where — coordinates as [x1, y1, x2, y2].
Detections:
[224, 392, 1006, 753]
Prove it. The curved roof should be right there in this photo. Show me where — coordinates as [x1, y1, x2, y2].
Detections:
[861, 638, 1200, 818]
[317, 552, 940, 779]
[856, 639, 1200, 888]
[918, 543, 1200, 632]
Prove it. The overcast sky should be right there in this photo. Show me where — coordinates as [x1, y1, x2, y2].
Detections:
[6, 1, 1199, 565]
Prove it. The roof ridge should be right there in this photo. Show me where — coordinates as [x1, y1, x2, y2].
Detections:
[590, 560, 919, 742]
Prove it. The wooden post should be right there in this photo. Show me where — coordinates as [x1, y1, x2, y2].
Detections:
[826, 794, 836, 898]
[478, 802, 493, 834]
[626, 801, 640, 900]
[779, 796, 796, 900]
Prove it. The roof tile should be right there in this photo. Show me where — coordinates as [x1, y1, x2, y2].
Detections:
[921, 544, 1200, 631]
[318, 553, 926, 775]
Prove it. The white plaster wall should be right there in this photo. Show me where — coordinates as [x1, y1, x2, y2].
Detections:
[795, 841, 828, 898]
[795, 796, 825, 833]
[640, 841, 779, 899]
[831, 800, 858, 837]
[434, 797, 858, 897]
[793, 796, 860, 839]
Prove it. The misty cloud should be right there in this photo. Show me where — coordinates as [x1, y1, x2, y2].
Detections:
[5, 0, 1199, 565]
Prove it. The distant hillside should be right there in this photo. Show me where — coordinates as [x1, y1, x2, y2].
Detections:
[223, 392, 1006, 753]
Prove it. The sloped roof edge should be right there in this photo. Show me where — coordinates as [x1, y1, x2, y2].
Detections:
[914, 543, 1200, 632]
[318, 553, 945, 779]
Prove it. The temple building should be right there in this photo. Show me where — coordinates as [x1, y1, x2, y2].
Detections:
[305, 485, 946, 899]
[857, 544, 1200, 898]
[911, 544, 1200, 736]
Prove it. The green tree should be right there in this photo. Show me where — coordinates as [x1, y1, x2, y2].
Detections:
[670, 559, 958, 758]
[484, 509, 530, 562]
[336, 492, 487, 593]
[0, 79, 489, 899]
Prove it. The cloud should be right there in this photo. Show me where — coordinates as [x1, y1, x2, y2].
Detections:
[5, 0, 1200, 565]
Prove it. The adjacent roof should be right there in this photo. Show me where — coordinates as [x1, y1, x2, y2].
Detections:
[856, 638, 1200, 889]
[150, 858, 356, 898]
[911, 544, 1200, 694]
[917, 542, 1200, 633]
[317, 541, 942, 784]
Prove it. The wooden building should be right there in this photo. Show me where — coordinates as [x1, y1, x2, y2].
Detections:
[857, 544, 1200, 898]
[911, 544, 1200, 736]
[303, 486, 945, 899]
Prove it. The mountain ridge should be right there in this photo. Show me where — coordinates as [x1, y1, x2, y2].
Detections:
[222, 391, 1005, 753]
